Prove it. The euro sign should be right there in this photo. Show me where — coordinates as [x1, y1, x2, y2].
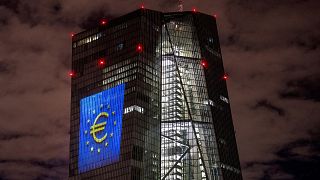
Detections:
[90, 112, 109, 143]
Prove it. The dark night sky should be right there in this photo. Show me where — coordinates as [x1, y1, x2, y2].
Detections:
[0, 0, 320, 179]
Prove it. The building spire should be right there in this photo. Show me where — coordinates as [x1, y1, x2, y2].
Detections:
[178, 0, 183, 12]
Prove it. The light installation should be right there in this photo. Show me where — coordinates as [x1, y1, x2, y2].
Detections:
[78, 83, 125, 173]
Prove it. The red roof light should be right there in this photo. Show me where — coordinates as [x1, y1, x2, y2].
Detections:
[141, 4, 145, 9]
[100, 19, 108, 25]
[192, 8, 197, 13]
[223, 74, 228, 80]
[201, 59, 208, 68]
[69, 71, 75, 77]
[98, 58, 106, 67]
[136, 43, 143, 53]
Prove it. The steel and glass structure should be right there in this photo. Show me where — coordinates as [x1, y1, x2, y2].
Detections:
[69, 9, 242, 180]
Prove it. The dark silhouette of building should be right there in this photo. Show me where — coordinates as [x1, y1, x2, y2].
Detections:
[69, 9, 242, 180]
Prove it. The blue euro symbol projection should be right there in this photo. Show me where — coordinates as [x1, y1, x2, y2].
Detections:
[78, 84, 125, 173]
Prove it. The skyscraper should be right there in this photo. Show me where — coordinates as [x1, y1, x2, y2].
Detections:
[69, 9, 242, 180]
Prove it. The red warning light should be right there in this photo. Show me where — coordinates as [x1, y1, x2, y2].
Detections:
[70, 32, 75, 38]
[213, 14, 217, 18]
[201, 59, 208, 68]
[192, 8, 197, 13]
[140, 4, 145, 9]
[223, 74, 228, 80]
[98, 58, 106, 67]
[136, 43, 143, 53]
[69, 71, 75, 77]
[100, 19, 108, 26]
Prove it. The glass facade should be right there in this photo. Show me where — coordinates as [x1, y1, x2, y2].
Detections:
[69, 9, 242, 180]
[160, 13, 222, 180]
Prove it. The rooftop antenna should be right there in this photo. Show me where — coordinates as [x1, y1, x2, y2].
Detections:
[178, 0, 183, 12]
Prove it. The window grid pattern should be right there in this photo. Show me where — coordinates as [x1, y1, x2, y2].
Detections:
[69, 9, 242, 180]
[160, 14, 222, 180]
[194, 13, 242, 180]
[69, 10, 162, 180]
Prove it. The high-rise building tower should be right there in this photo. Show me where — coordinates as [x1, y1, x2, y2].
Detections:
[69, 9, 242, 180]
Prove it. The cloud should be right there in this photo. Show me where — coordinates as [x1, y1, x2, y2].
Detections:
[253, 99, 285, 116]
[0, 159, 68, 180]
[280, 75, 320, 102]
[245, 133, 320, 180]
